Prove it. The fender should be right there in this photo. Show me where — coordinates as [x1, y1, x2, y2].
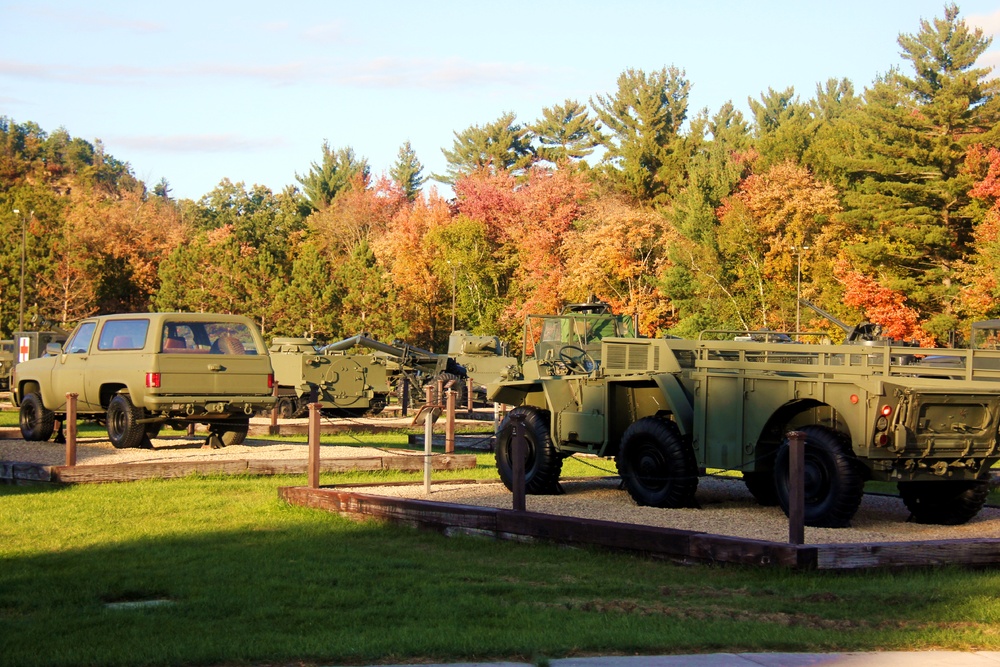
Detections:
[651, 373, 693, 436]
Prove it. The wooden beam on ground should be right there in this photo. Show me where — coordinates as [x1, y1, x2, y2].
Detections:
[278, 483, 1000, 571]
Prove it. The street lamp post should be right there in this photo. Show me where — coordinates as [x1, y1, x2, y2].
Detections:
[13, 209, 26, 334]
[794, 245, 810, 339]
[448, 260, 458, 332]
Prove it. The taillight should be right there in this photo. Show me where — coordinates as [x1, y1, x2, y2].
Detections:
[881, 405, 893, 417]
[267, 373, 274, 389]
[146, 372, 161, 388]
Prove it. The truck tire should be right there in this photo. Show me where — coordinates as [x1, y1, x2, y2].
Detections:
[19, 392, 55, 442]
[773, 425, 864, 528]
[495, 406, 563, 494]
[743, 471, 780, 506]
[616, 417, 699, 508]
[107, 394, 147, 449]
[432, 372, 467, 408]
[218, 418, 250, 446]
[898, 479, 990, 525]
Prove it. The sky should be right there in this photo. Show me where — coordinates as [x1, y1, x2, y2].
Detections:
[2, 1, 1000, 202]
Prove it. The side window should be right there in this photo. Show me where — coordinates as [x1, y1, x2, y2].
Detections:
[162, 321, 259, 355]
[66, 322, 97, 354]
[97, 320, 150, 351]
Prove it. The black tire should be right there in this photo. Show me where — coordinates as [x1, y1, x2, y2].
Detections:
[19, 392, 55, 442]
[773, 425, 864, 528]
[743, 470, 780, 506]
[433, 372, 468, 407]
[276, 398, 296, 420]
[107, 394, 146, 449]
[616, 417, 699, 508]
[495, 406, 563, 494]
[366, 394, 387, 416]
[898, 479, 990, 525]
[217, 417, 250, 446]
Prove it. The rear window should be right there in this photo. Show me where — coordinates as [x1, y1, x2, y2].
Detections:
[161, 321, 260, 355]
[98, 319, 150, 351]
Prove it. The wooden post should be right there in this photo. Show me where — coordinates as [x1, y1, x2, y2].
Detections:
[787, 430, 805, 545]
[466, 376, 474, 418]
[445, 389, 456, 454]
[269, 383, 280, 435]
[401, 378, 409, 417]
[187, 422, 195, 437]
[512, 412, 526, 512]
[436, 377, 444, 407]
[65, 392, 78, 466]
[424, 385, 435, 493]
[308, 402, 321, 489]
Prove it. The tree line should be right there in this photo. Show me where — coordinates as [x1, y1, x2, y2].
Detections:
[1, 4, 999, 351]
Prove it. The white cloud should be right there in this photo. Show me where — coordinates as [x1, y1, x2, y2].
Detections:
[968, 9, 1000, 36]
[302, 21, 345, 42]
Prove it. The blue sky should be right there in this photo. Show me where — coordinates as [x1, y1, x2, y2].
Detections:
[2, 1, 999, 202]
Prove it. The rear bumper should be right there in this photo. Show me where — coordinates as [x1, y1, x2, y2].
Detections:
[143, 395, 276, 415]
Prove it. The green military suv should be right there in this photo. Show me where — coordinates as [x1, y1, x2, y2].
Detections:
[11, 313, 275, 448]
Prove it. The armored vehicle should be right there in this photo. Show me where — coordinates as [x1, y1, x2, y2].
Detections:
[268, 337, 390, 418]
[446, 330, 518, 399]
[11, 313, 275, 448]
[2, 331, 69, 391]
[489, 310, 1000, 527]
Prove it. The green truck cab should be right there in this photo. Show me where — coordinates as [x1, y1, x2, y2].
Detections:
[489, 311, 1000, 528]
[11, 313, 275, 448]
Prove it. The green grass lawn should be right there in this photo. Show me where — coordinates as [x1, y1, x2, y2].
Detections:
[3, 461, 1000, 667]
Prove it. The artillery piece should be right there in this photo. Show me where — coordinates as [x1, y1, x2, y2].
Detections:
[268, 334, 468, 418]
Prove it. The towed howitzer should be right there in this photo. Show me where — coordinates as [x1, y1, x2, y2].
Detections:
[321, 334, 468, 406]
[268, 334, 468, 418]
[799, 299, 888, 344]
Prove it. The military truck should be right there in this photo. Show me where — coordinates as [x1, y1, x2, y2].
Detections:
[489, 309, 1000, 527]
[11, 313, 275, 448]
[267, 333, 467, 417]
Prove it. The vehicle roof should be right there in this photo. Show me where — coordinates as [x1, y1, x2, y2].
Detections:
[83, 312, 254, 322]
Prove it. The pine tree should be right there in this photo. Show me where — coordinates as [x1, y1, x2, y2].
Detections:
[435, 112, 534, 184]
[839, 3, 1000, 338]
[295, 141, 370, 211]
[591, 66, 691, 202]
[390, 141, 427, 201]
[530, 99, 605, 164]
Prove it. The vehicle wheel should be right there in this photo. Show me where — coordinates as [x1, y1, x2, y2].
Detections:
[773, 425, 864, 528]
[898, 479, 990, 525]
[495, 406, 563, 494]
[217, 417, 250, 446]
[107, 394, 147, 449]
[276, 398, 296, 419]
[743, 470, 780, 506]
[433, 372, 468, 407]
[366, 394, 387, 417]
[19, 393, 55, 442]
[616, 417, 699, 508]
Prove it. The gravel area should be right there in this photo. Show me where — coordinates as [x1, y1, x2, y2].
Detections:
[0, 431, 391, 466]
[347, 475, 1000, 545]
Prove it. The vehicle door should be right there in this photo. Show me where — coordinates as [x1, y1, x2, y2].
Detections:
[52, 320, 98, 411]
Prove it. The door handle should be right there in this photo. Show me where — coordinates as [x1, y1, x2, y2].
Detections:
[208, 364, 224, 372]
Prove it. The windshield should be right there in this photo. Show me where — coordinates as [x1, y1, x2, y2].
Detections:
[524, 313, 628, 363]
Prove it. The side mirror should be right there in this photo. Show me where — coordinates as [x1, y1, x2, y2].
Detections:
[45, 342, 64, 356]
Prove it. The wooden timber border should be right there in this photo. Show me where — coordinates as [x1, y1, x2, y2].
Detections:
[279, 483, 1000, 571]
[1, 453, 476, 484]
